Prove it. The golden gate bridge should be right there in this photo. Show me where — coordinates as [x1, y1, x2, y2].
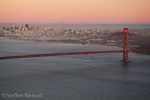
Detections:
[0, 28, 150, 62]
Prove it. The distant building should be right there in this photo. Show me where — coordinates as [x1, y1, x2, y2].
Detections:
[21, 28, 24, 31]
[36, 27, 40, 30]
[3, 30, 7, 33]
[68, 29, 73, 33]
[25, 27, 27, 31]
[50, 28, 54, 31]
[63, 28, 67, 32]
[13, 24, 14, 29]
[95, 29, 99, 33]
[26, 24, 29, 28]
[3, 27, 5, 30]
[31, 26, 34, 30]
[19, 26, 22, 30]
[15, 26, 18, 29]
[104, 29, 108, 33]
[109, 29, 113, 33]
[44, 27, 48, 31]
[87, 30, 93, 33]
[80, 29, 83, 32]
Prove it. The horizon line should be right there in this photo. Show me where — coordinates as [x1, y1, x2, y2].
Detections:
[0, 22, 150, 25]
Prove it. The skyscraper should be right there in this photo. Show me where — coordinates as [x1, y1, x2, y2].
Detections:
[26, 24, 29, 28]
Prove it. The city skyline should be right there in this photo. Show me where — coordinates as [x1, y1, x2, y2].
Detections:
[0, 0, 150, 24]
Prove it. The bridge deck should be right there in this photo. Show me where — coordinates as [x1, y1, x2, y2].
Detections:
[0, 50, 150, 60]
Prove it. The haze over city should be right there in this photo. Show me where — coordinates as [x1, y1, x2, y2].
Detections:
[0, 0, 150, 24]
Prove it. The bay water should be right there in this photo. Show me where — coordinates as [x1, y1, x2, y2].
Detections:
[0, 39, 150, 100]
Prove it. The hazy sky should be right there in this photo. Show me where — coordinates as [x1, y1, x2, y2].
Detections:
[0, 0, 150, 24]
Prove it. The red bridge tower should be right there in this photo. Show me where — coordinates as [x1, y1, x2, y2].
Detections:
[122, 28, 129, 62]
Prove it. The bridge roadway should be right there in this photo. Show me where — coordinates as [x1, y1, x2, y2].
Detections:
[0, 50, 150, 60]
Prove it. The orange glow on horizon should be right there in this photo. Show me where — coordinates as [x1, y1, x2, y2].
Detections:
[0, 0, 150, 24]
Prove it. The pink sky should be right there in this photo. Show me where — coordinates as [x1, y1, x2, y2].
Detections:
[0, 0, 150, 24]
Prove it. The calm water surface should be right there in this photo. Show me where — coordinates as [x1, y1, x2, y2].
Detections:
[0, 39, 150, 100]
